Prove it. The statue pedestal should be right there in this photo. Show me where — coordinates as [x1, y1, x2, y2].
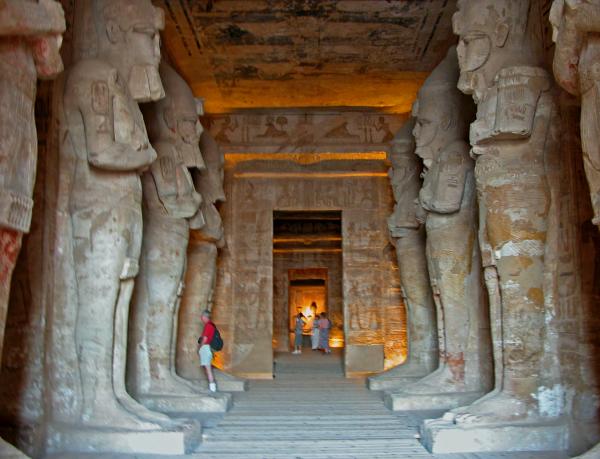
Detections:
[368, 364, 430, 391]
[384, 390, 484, 411]
[46, 420, 202, 455]
[199, 368, 248, 392]
[138, 392, 232, 414]
[420, 417, 568, 453]
[0, 438, 28, 458]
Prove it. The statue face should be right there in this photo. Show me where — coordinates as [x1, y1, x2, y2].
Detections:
[32, 34, 64, 78]
[413, 95, 449, 167]
[453, 0, 508, 101]
[389, 139, 413, 170]
[170, 100, 205, 169]
[105, 1, 165, 101]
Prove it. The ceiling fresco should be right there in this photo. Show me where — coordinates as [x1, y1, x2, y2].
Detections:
[155, 0, 458, 113]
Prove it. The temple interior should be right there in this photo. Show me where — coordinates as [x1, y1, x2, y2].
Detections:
[2, 0, 600, 458]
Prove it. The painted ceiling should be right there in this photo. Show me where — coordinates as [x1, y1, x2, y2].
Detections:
[155, 0, 458, 114]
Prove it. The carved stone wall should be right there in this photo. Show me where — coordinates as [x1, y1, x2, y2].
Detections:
[202, 110, 407, 154]
[216, 156, 405, 377]
[273, 253, 343, 352]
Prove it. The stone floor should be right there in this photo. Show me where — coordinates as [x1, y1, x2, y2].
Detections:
[47, 350, 571, 458]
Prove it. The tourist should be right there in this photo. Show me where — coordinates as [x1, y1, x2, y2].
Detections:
[199, 309, 217, 392]
[318, 312, 331, 354]
[292, 312, 305, 354]
[311, 302, 320, 351]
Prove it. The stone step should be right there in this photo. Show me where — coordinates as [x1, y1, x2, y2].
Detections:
[191, 352, 571, 459]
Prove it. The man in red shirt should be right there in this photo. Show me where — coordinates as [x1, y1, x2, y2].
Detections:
[199, 310, 217, 392]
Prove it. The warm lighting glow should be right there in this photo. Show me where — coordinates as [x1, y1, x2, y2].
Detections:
[384, 352, 407, 370]
[273, 248, 342, 254]
[330, 337, 345, 349]
[273, 236, 342, 243]
[225, 151, 387, 165]
[234, 172, 388, 178]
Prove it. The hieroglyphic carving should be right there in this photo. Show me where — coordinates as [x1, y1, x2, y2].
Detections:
[205, 111, 406, 153]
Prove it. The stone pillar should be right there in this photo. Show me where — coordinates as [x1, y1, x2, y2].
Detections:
[551, 2, 600, 456]
[45, 1, 201, 455]
[422, 1, 569, 453]
[551, 0, 600, 228]
[0, 1, 65, 457]
[368, 118, 438, 391]
[176, 129, 246, 391]
[127, 62, 230, 414]
[384, 47, 492, 412]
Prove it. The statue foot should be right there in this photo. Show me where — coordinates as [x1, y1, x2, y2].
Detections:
[115, 388, 176, 426]
[574, 443, 600, 458]
[402, 366, 468, 395]
[169, 370, 205, 393]
[144, 376, 204, 397]
[444, 387, 502, 420]
[83, 396, 162, 431]
[452, 391, 538, 426]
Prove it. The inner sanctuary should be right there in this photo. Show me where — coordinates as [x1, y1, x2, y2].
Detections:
[3, 0, 600, 458]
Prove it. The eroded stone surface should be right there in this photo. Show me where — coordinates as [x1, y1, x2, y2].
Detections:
[385, 47, 491, 411]
[421, 0, 570, 453]
[551, 0, 600, 226]
[175, 128, 229, 383]
[369, 118, 438, 391]
[0, 1, 65, 456]
[46, 0, 201, 454]
[127, 61, 230, 413]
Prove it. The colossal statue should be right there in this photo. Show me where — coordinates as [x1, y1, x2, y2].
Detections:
[421, 0, 566, 453]
[176, 126, 230, 382]
[551, 0, 600, 228]
[0, 1, 65, 456]
[384, 47, 491, 412]
[128, 61, 230, 413]
[49, 0, 200, 454]
[368, 118, 438, 391]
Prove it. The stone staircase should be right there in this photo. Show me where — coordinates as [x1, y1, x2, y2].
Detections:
[194, 351, 569, 459]
[45, 350, 571, 458]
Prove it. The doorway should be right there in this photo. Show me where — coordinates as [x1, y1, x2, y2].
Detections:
[288, 276, 327, 348]
[272, 211, 343, 353]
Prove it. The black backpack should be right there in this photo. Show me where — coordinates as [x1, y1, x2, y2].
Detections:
[210, 326, 224, 351]
[197, 322, 224, 351]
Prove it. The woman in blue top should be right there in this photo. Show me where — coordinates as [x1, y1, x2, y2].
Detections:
[292, 312, 305, 354]
[318, 312, 331, 354]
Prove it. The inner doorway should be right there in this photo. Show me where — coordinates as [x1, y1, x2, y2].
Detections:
[272, 210, 344, 353]
[288, 275, 327, 349]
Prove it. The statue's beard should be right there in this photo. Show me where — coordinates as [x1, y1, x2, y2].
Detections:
[176, 141, 205, 170]
[199, 202, 224, 242]
[128, 64, 164, 102]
